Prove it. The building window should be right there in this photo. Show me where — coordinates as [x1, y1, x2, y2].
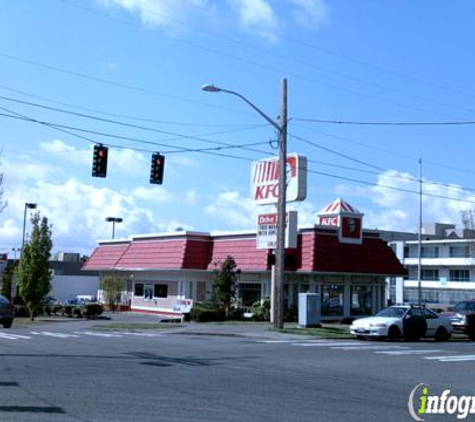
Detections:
[421, 269, 439, 281]
[134, 283, 144, 296]
[321, 285, 344, 316]
[239, 283, 261, 307]
[404, 246, 410, 258]
[144, 284, 153, 300]
[350, 285, 372, 316]
[421, 247, 439, 258]
[450, 246, 470, 258]
[450, 270, 470, 282]
[154, 284, 168, 298]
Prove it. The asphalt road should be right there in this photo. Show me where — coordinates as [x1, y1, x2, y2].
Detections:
[0, 319, 473, 422]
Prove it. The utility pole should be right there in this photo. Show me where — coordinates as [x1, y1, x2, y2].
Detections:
[418, 158, 423, 306]
[274, 78, 288, 329]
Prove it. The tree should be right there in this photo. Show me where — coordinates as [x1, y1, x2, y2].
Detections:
[16, 213, 53, 320]
[100, 275, 123, 312]
[212, 255, 238, 318]
[1, 260, 18, 301]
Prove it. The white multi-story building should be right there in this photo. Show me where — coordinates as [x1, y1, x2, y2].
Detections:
[388, 223, 475, 307]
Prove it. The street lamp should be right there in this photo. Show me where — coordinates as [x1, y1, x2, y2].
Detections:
[22, 202, 37, 253]
[202, 79, 288, 329]
[106, 217, 123, 239]
[11, 247, 20, 260]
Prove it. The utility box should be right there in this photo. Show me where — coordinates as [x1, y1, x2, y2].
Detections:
[298, 293, 321, 328]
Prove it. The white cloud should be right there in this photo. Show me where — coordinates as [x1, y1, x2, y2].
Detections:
[228, 0, 278, 39]
[98, 0, 329, 40]
[97, 0, 212, 35]
[362, 170, 474, 231]
[0, 152, 194, 255]
[290, 0, 329, 29]
[206, 190, 260, 229]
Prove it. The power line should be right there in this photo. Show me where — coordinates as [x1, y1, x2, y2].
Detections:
[0, 107, 269, 160]
[0, 93, 270, 148]
[0, 83, 256, 128]
[295, 117, 475, 126]
[0, 51, 256, 118]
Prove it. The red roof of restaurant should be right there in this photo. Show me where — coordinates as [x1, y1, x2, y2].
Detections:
[83, 228, 406, 276]
[82, 242, 129, 270]
[208, 236, 269, 271]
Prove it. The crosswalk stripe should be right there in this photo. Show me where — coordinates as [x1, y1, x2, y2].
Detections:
[291, 341, 363, 347]
[111, 332, 162, 337]
[0, 332, 31, 340]
[76, 331, 123, 338]
[375, 350, 444, 355]
[38, 331, 80, 338]
[425, 355, 475, 362]
[331, 345, 408, 351]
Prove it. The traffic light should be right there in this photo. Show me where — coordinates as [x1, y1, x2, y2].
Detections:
[150, 152, 165, 184]
[92, 144, 108, 178]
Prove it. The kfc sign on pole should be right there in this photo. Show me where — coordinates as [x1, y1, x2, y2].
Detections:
[250, 154, 307, 205]
[257, 211, 298, 249]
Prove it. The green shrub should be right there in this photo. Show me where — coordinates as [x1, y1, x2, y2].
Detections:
[251, 297, 270, 321]
[73, 307, 83, 318]
[52, 305, 62, 316]
[43, 305, 51, 316]
[14, 305, 29, 318]
[190, 302, 226, 322]
[84, 304, 103, 319]
[62, 305, 74, 317]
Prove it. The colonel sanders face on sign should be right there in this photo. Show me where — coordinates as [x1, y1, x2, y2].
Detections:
[348, 218, 356, 233]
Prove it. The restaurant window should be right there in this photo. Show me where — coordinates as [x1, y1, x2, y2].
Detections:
[134, 283, 144, 297]
[239, 283, 261, 307]
[350, 285, 372, 316]
[154, 284, 168, 298]
[144, 284, 153, 300]
[321, 285, 344, 316]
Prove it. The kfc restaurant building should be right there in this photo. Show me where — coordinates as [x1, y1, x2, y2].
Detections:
[83, 198, 406, 320]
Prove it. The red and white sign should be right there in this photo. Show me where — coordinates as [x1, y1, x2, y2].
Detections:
[256, 211, 298, 249]
[250, 154, 307, 205]
[339, 216, 362, 244]
[317, 216, 339, 227]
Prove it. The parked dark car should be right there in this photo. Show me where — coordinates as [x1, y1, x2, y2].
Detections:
[0, 294, 14, 328]
[442, 300, 475, 340]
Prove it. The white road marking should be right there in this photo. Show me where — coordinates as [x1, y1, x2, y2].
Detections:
[0, 332, 31, 340]
[38, 331, 80, 338]
[425, 355, 475, 362]
[374, 350, 444, 355]
[76, 331, 123, 338]
[111, 331, 162, 337]
[291, 342, 365, 347]
[331, 345, 409, 351]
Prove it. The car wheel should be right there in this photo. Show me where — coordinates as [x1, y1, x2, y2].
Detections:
[468, 326, 475, 341]
[2, 319, 13, 329]
[387, 325, 401, 341]
[435, 327, 449, 342]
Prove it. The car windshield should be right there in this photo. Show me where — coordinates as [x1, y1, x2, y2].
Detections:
[453, 302, 468, 311]
[375, 307, 406, 318]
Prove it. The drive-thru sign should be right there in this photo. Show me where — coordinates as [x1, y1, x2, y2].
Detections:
[256, 211, 298, 249]
[250, 154, 307, 205]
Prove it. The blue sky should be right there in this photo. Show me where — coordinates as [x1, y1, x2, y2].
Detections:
[1, 0, 475, 256]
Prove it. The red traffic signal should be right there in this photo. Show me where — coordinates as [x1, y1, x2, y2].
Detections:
[150, 153, 165, 184]
[92, 144, 108, 178]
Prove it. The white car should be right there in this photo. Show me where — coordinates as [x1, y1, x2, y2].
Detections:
[350, 305, 453, 341]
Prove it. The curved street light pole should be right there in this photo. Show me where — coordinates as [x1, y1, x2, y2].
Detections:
[202, 79, 288, 329]
[21, 202, 37, 257]
[106, 217, 123, 239]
